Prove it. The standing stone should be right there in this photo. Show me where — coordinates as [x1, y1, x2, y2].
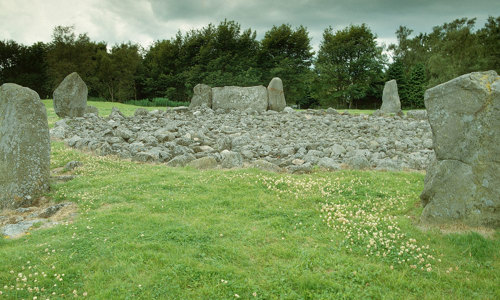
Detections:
[421, 71, 500, 227]
[53, 72, 88, 118]
[212, 86, 268, 112]
[189, 84, 212, 109]
[0, 84, 50, 209]
[380, 80, 401, 113]
[267, 77, 286, 112]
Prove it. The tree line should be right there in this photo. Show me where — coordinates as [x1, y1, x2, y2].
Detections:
[0, 17, 498, 109]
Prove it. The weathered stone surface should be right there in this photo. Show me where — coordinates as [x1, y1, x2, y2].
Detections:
[188, 156, 218, 169]
[220, 150, 243, 168]
[53, 72, 88, 118]
[406, 110, 427, 120]
[85, 105, 99, 116]
[0, 84, 50, 209]
[267, 77, 286, 112]
[251, 159, 282, 173]
[380, 80, 401, 113]
[189, 84, 212, 109]
[1, 219, 45, 238]
[212, 86, 268, 112]
[421, 71, 500, 227]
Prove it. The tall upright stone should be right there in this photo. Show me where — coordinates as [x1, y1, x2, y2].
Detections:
[53, 72, 88, 118]
[189, 84, 212, 109]
[0, 83, 50, 209]
[212, 86, 268, 112]
[421, 71, 500, 227]
[380, 80, 401, 113]
[267, 77, 286, 112]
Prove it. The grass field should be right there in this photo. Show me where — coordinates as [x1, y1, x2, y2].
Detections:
[0, 101, 498, 299]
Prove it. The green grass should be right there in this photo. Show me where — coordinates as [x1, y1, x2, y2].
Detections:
[0, 101, 497, 299]
[42, 100, 165, 128]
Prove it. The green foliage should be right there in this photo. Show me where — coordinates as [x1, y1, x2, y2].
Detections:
[0, 40, 50, 97]
[259, 24, 315, 104]
[407, 63, 426, 108]
[315, 24, 386, 108]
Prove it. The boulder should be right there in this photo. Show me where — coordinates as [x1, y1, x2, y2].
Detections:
[53, 72, 88, 118]
[380, 80, 401, 114]
[188, 156, 218, 170]
[189, 84, 212, 109]
[0, 84, 50, 209]
[212, 86, 268, 112]
[220, 150, 243, 168]
[420, 71, 500, 227]
[267, 77, 286, 112]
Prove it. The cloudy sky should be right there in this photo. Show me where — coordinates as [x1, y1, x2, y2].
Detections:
[1, 0, 498, 53]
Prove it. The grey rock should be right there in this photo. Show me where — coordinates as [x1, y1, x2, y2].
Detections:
[166, 154, 195, 167]
[53, 72, 87, 118]
[380, 80, 401, 114]
[283, 107, 294, 113]
[63, 161, 82, 172]
[212, 86, 268, 112]
[220, 150, 243, 168]
[188, 156, 218, 169]
[318, 157, 341, 170]
[267, 77, 286, 112]
[346, 156, 370, 170]
[1, 219, 45, 238]
[0, 84, 50, 209]
[251, 159, 282, 172]
[189, 84, 212, 109]
[406, 110, 427, 120]
[421, 71, 500, 227]
[134, 108, 149, 116]
[38, 203, 72, 218]
[85, 105, 99, 116]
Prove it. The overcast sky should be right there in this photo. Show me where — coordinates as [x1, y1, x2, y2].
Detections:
[1, 0, 498, 54]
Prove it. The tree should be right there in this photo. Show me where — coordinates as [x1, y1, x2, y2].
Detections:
[407, 63, 426, 108]
[46, 26, 106, 96]
[97, 43, 142, 102]
[315, 24, 385, 108]
[0, 40, 49, 97]
[259, 24, 315, 104]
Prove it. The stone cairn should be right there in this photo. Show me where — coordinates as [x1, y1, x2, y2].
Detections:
[0, 83, 50, 209]
[189, 78, 286, 112]
[53, 72, 88, 118]
[420, 71, 500, 227]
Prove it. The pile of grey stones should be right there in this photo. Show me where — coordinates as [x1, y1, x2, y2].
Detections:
[51, 105, 433, 173]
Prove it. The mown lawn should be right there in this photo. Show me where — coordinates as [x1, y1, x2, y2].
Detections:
[0, 101, 497, 299]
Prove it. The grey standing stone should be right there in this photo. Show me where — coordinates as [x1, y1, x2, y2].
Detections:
[421, 71, 500, 227]
[212, 86, 268, 112]
[267, 77, 286, 112]
[53, 72, 88, 118]
[0, 84, 50, 209]
[380, 80, 401, 114]
[189, 84, 212, 109]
